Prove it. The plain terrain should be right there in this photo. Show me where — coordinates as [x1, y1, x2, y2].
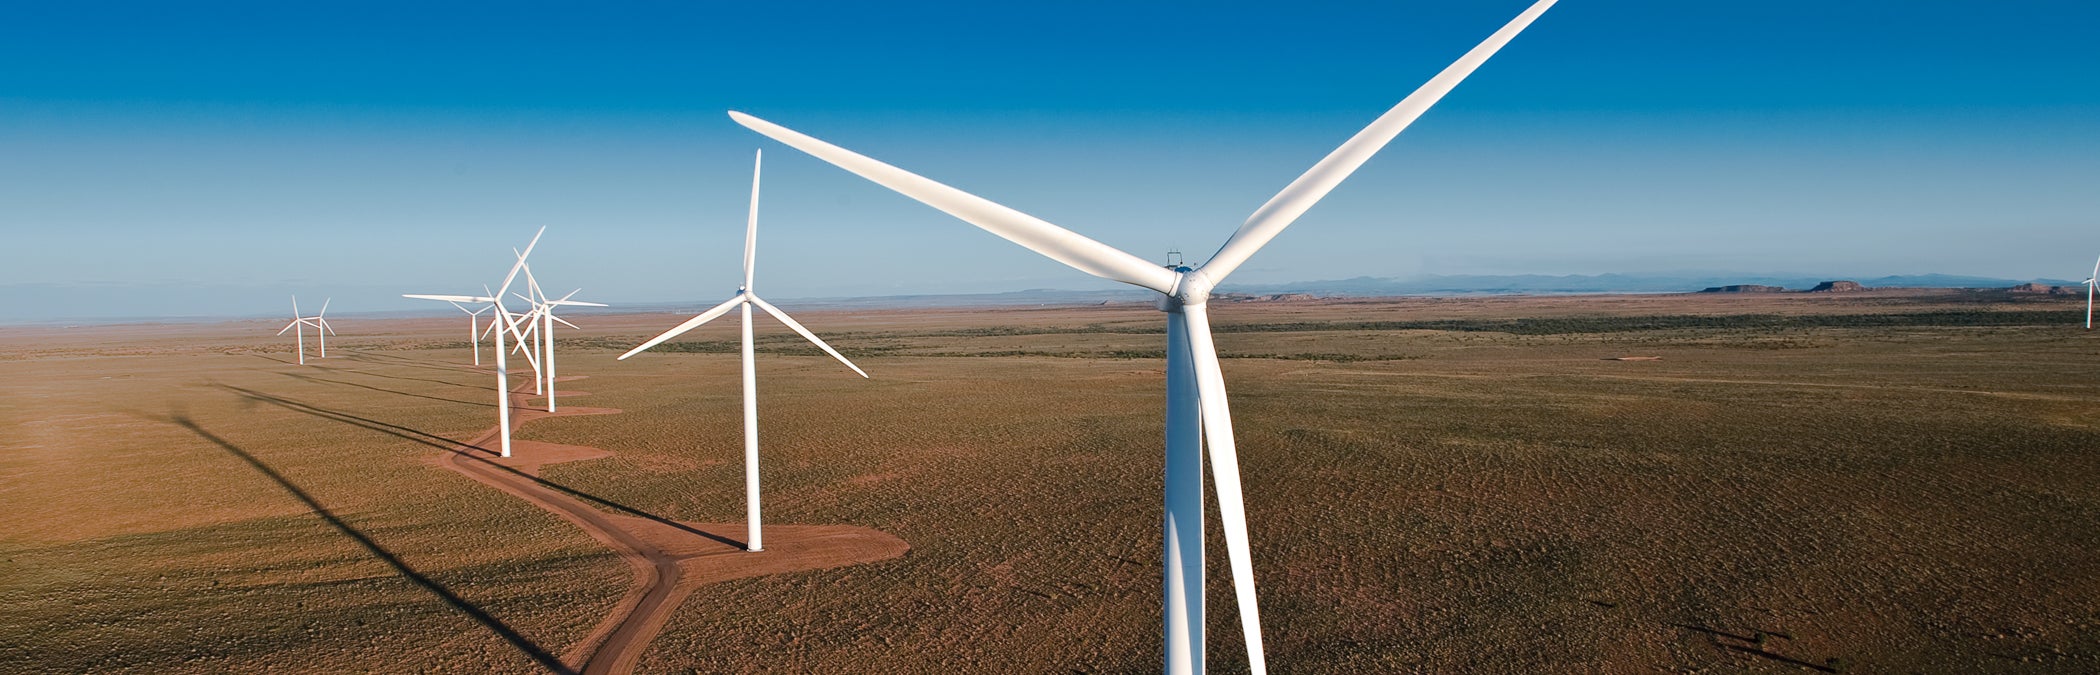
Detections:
[4, 289, 2098, 672]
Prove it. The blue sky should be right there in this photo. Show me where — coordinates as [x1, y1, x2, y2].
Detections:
[4, 1, 2098, 320]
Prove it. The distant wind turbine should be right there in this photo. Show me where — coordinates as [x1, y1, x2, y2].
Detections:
[500, 259, 606, 412]
[2085, 255, 2097, 329]
[727, 0, 1558, 670]
[619, 149, 869, 553]
[276, 296, 335, 365]
[529, 286, 605, 413]
[401, 294, 497, 366]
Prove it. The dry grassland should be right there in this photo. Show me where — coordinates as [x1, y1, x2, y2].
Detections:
[4, 289, 2098, 672]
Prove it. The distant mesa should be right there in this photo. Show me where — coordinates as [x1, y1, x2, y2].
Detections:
[1807, 280, 1866, 293]
[2007, 282, 2080, 295]
[1698, 280, 1871, 294]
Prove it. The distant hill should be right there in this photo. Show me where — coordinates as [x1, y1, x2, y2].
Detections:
[1220, 273, 2075, 297]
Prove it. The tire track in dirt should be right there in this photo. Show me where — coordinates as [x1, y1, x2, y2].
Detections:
[437, 376, 908, 674]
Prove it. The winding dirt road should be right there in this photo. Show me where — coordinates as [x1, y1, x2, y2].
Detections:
[437, 377, 909, 674]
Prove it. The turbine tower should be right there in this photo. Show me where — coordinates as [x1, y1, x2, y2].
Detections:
[2085, 255, 2097, 329]
[727, 1, 1557, 671]
[619, 149, 869, 553]
[276, 296, 335, 365]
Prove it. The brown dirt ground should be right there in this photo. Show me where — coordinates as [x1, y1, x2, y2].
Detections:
[5, 289, 2099, 673]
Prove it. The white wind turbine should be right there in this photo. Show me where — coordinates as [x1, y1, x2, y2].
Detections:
[2084, 255, 2097, 329]
[401, 294, 496, 366]
[403, 229, 543, 457]
[529, 288, 605, 413]
[504, 261, 606, 412]
[728, 1, 1558, 671]
[276, 296, 335, 365]
[485, 231, 544, 457]
[619, 149, 869, 553]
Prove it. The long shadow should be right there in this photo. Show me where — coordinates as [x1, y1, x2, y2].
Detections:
[310, 361, 489, 392]
[341, 349, 491, 376]
[214, 383, 745, 550]
[166, 414, 575, 674]
[278, 371, 495, 409]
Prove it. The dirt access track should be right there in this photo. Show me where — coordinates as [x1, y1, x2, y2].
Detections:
[436, 375, 909, 674]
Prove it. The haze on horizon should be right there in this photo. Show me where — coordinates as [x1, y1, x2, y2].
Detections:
[4, 1, 2097, 321]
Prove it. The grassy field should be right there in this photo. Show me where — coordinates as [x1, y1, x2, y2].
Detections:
[4, 289, 2098, 672]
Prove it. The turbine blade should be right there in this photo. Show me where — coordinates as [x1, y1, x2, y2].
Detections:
[404, 294, 485, 303]
[749, 295, 869, 378]
[729, 111, 1178, 294]
[1182, 303, 1268, 674]
[497, 227, 546, 296]
[320, 318, 337, 336]
[317, 298, 330, 318]
[501, 307, 534, 345]
[1198, 0, 1558, 284]
[512, 333, 540, 368]
[548, 288, 605, 308]
[618, 294, 745, 360]
[291, 295, 300, 317]
[2091, 254, 2097, 280]
[550, 314, 580, 330]
[746, 148, 762, 291]
[277, 320, 299, 336]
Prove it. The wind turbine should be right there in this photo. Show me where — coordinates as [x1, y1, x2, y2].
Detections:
[619, 149, 869, 553]
[726, 1, 1557, 671]
[496, 260, 606, 412]
[2084, 255, 2097, 329]
[276, 296, 335, 365]
[526, 284, 606, 413]
[485, 230, 545, 457]
[401, 294, 496, 365]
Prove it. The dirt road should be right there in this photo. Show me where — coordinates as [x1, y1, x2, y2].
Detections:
[437, 377, 909, 673]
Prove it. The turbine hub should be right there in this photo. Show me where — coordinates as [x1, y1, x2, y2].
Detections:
[1158, 267, 1214, 312]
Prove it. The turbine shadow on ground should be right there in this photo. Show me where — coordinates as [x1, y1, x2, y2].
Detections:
[214, 383, 744, 550]
[276, 370, 494, 408]
[313, 358, 489, 391]
[164, 414, 575, 674]
[340, 349, 492, 377]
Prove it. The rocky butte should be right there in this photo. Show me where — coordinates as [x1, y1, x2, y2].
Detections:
[1809, 280, 1866, 293]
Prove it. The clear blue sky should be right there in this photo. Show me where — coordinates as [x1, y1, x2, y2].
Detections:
[5, 1, 2098, 320]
